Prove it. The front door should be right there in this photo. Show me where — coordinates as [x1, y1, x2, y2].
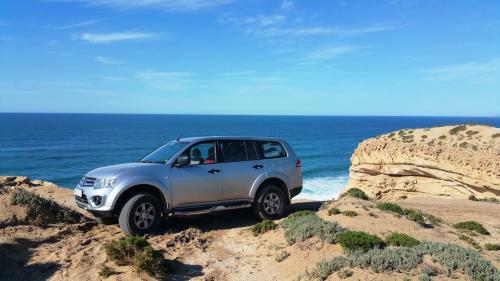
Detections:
[170, 140, 222, 207]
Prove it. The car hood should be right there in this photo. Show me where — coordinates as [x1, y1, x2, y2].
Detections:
[85, 162, 158, 179]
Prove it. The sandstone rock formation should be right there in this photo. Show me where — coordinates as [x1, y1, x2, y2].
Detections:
[345, 124, 500, 200]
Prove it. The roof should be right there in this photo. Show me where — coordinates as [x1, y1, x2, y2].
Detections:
[177, 136, 284, 142]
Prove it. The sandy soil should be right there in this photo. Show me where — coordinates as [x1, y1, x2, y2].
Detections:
[0, 181, 499, 281]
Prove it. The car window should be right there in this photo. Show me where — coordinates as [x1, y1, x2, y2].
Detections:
[245, 141, 259, 160]
[256, 141, 287, 159]
[184, 141, 216, 165]
[220, 140, 247, 163]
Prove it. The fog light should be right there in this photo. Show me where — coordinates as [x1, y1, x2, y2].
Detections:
[91, 196, 103, 206]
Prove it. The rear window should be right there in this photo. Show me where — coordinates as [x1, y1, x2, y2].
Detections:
[220, 140, 247, 162]
[256, 141, 287, 159]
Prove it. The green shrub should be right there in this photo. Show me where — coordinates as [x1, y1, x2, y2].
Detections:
[468, 195, 499, 204]
[485, 243, 500, 251]
[386, 232, 419, 247]
[98, 264, 114, 278]
[459, 142, 468, 148]
[305, 241, 500, 281]
[342, 210, 358, 217]
[251, 220, 277, 236]
[337, 231, 385, 253]
[377, 202, 405, 215]
[281, 213, 345, 245]
[466, 130, 479, 137]
[492, 133, 500, 138]
[104, 235, 167, 277]
[418, 272, 432, 281]
[287, 210, 315, 219]
[459, 234, 481, 249]
[327, 207, 340, 216]
[404, 209, 425, 226]
[453, 221, 490, 235]
[275, 250, 290, 262]
[422, 212, 443, 226]
[439, 135, 447, 139]
[343, 188, 369, 200]
[449, 125, 467, 135]
[337, 268, 353, 279]
[10, 189, 84, 226]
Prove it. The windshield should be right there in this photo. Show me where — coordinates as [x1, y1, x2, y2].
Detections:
[140, 141, 188, 163]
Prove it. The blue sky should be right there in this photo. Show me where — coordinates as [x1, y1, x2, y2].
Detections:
[0, 0, 499, 116]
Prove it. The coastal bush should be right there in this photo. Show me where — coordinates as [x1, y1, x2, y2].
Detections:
[327, 207, 340, 216]
[304, 241, 500, 281]
[105, 235, 168, 277]
[343, 188, 369, 200]
[493, 133, 500, 138]
[418, 273, 432, 281]
[98, 264, 114, 278]
[439, 135, 447, 139]
[251, 220, 277, 236]
[281, 212, 345, 245]
[342, 210, 358, 217]
[459, 234, 481, 249]
[287, 210, 315, 219]
[468, 195, 499, 204]
[337, 268, 353, 279]
[337, 231, 385, 253]
[449, 125, 467, 135]
[421, 212, 443, 226]
[453, 221, 490, 235]
[10, 189, 84, 226]
[377, 202, 405, 215]
[275, 250, 290, 262]
[466, 130, 479, 137]
[386, 232, 420, 247]
[485, 243, 500, 251]
[404, 209, 425, 226]
[459, 142, 468, 148]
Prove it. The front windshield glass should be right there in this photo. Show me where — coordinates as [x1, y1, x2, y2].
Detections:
[140, 141, 188, 163]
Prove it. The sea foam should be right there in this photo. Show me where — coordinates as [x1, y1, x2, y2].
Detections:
[295, 175, 349, 201]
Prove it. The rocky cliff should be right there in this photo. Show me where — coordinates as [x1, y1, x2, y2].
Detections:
[345, 124, 500, 200]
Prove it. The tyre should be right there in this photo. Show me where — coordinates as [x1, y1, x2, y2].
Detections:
[92, 215, 115, 225]
[253, 184, 287, 220]
[118, 193, 162, 235]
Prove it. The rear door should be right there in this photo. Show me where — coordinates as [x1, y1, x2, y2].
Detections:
[219, 139, 263, 200]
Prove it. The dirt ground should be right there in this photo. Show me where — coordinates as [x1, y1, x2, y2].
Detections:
[0, 182, 499, 281]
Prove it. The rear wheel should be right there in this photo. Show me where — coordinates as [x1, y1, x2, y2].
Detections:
[118, 193, 162, 235]
[253, 184, 287, 220]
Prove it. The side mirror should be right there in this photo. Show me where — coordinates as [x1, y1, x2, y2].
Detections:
[174, 155, 190, 167]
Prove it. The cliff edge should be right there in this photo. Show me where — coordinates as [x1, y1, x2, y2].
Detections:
[345, 124, 500, 200]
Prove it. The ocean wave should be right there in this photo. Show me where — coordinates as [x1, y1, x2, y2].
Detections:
[295, 176, 349, 201]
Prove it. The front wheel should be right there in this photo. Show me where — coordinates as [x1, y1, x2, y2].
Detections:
[253, 185, 287, 220]
[118, 193, 162, 235]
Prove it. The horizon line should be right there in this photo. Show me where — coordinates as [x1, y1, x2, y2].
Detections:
[0, 111, 499, 118]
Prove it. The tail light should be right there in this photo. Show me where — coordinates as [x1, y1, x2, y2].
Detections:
[296, 159, 302, 168]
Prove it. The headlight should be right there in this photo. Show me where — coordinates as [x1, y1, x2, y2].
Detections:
[94, 177, 117, 189]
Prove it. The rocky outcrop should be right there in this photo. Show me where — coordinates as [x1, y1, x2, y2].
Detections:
[345, 124, 500, 200]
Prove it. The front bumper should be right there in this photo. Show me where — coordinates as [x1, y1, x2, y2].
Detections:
[74, 184, 115, 212]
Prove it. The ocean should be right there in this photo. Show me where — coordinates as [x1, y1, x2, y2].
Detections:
[1, 113, 498, 200]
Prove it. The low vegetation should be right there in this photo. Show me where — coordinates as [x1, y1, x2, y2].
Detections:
[343, 188, 369, 200]
[251, 220, 277, 236]
[10, 189, 84, 226]
[281, 212, 345, 245]
[303, 241, 499, 281]
[485, 243, 500, 251]
[342, 210, 358, 217]
[327, 207, 340, 216]
[453, 221, 490, 235]
[493, 133, 500, 138]
[468, 195, 499, 204]
[377, 202, 405, 215]
[459, 234, 481, 249]
[288, 210, 315, 219]
[275, 250, 290, 262]
[98, 264, 114, 278]
[404, 209, 425, 226]
[337, 268, 353, 279]
[336, 231, 385, 253]
[104, 236, 168, 277]
[377, 202, 430, 226]
[449, 125, 467, 135]
[386, 232, 420, 247]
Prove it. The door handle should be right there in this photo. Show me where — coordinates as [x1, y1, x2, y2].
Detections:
[253, 164, 264, 169]
[208, 169, 220, 174]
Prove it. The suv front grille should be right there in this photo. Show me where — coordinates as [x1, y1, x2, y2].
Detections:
[75, 193, 88, 204]
[80, 177, 96, 187]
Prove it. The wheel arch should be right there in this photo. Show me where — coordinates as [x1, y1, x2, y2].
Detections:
[113, 184, 169, 216]
[252, 177, 291, 204]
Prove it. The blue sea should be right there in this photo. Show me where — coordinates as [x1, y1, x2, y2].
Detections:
[1, 113, 498, 200]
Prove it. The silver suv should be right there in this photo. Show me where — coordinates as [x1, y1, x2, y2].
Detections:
[74, 136, 303, 234]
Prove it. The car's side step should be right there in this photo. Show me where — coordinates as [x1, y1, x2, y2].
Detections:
[172, 203, 252, 216]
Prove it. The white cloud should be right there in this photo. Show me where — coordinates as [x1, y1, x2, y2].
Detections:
[422, 58, 500, 81]
[136, 69, 192, 91]
[96, 56, 125, 64]
[56, 20, 98, 30]
[256, 23, 400, 38]
[280, 0, 295, 11]
[221, 15, 285, 27]
[49, 0, 232, 11]
[80, 32, 158, 43]
[300, 46, 364, 64]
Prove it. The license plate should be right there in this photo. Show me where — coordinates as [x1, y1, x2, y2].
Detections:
[74, 188, 83, 197]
